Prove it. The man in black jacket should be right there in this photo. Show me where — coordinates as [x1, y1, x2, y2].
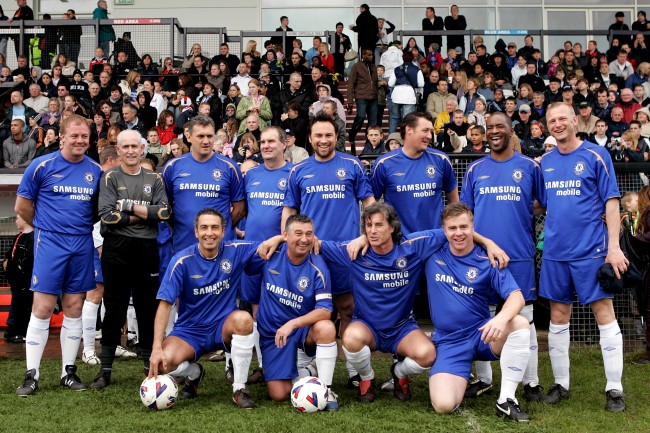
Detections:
[445, 5, 467, 55]
[270, 16, 296, 55]
[422, 7, 444, 52]
[349, 4, 378, 54]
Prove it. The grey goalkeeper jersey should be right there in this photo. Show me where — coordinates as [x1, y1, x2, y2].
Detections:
[98, 166, 171, 239]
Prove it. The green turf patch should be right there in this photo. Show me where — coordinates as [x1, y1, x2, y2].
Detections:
[2, 348, 650, 433]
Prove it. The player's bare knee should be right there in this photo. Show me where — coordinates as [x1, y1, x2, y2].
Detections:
[510, 315, 529, 331]
[413, 344, 436, 367]
[431, 396, 458, 414]
[231, 310, 254, 334]
[313, 320, 336, 343]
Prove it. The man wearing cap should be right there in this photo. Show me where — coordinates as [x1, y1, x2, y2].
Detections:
[518, 62, 546, 93]
[544, 78, 563, 105]
[514, 104, 534, 141]
[561, 86, 577, 111]
[422, 7, 443, 53]
[284, 128, 309, 163]
[609, 12, 631, 46]
[506, 43, 518, 69]
[577, 102, 600, 134]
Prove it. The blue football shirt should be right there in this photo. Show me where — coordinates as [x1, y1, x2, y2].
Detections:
[163, 152, 244, 251]
[461, 153, 546, 261]
[157, 241, 262, 327]
[539, 141, 620, 260]
[244, 162, 292, 241]
[284, 152, 373, 241]
[425, 244, 520, 341]
[17, 151, 102, 235]
[256, 244, 332, 337]
[371, 148, 457, 234]
[320, 229, 446, 332]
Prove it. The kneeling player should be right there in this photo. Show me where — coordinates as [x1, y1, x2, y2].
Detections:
[149, 208, 263, 409]
[318, 203, 508, 404]
[426, 203, 531, 422]
[257, 214, 339, 410]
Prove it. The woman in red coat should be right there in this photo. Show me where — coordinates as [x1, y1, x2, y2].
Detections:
[319, 42, 335, 73]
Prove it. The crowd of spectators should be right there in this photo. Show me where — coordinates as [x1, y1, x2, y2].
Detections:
[0, 6, 649, 169]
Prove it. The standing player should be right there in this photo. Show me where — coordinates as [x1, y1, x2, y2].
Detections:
[91, 130, 171, 389]
[15, 114, 103, 396]
[539, 103, 628, 412]
[282, 113, 375, 387]
[426, 203, 532, 422]
[163, 115, 245, 250]
[371, 111, 458, 235]
[149, 209, 262, 409]
[239, 126, 292, 384]
[257, 214, 339, 410]
[460, 112, 546, 401]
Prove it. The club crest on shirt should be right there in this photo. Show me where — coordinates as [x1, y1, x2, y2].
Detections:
[466, 267, 478, 282]
[395, 256, 407, 270]
[573, 161, 585, 176]
[426, 165, 436, 178]
[336, 168, 347, 180]
[143, 184, 152, 195]
[212, 169, 223, 181]
[84, 172, 95, 184]
[297, 276, 310, 292]
[278, 178, 287, 190]
[512, 169, 523, 183]
[220, 259, 232, 273]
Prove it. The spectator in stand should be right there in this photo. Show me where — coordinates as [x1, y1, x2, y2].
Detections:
[632, 33, 650, 64]
[517, 35, 536, 61]
[319, 43, 335, 74]
[211, 43, 241, 77]
[521, 121, 546, 158]
[511, 55, 527, 88]
[270, 16, 296, 56]
[3, 119, 35, 168]
[280, 101, 309, 151]
[24, 84, 49, 114]
[52, 53, 76, 77]
[114, 32, 140, 69]
[332, 22, 352, 76]
[422, 7, 444, 53]
[442, 108, 469, 152]
[608, 106, 630, 139]
[321, 99, 347, 153]
[576, 101, 600, 134]
[616, 87, 643, 123]
[609, 50, 635, 88]
[434, 96, 458, 138]
[347, 49, 378, 154]
[39, 99, 61, 129]
[349, 4, 378, 54]
[513, 104, 533, 141]
[6, 90, 36, 124]
[626, 62, 650, 90]
[359, 125, 385, 163]
[231, 63, 253, 98]
[93, 1, 115, 56]
[282, 52, 310, 87]
[388, 51, 424, 133]
[427, 75, 451, 122]
[558, 50, 582, 77]
[306, 37, 322, 68]
[37, 73, 56, 98]
[154, 110, 176, 146]
[7, 0, 33, 64]
[518, 62, 546, 93]
[236, 79, 272, 134]
[589, 119, 614, 153]
[573, 43, 588, 68]
[445, 5, 467, 55]
[609, 11, 631, 46]
[632, 84, 650, 107]
[593, 88, 614, 121]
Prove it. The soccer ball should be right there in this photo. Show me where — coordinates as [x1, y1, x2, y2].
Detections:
[290, 376, 328, 413]
[140, 374, 178, 410]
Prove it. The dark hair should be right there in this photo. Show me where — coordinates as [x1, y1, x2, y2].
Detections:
[285, 214, 314, 233]
[336, 22, 343, 27]
[188, 115, 215, 134]
[194, 208, 226, 229]
[308, 112, 339, 136]
[286, 101, 301, 113]
[488, 111, 513, 129]
[399, 111, 434, 140]
[470, 125, 486, 134]
[362, 202, 402, 244]
[441, 203, 474, 225]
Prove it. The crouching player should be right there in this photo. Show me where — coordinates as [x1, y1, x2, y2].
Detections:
[426, 203, 531, 421]
[257, 214, 339, 410]
[318, 203, 508, 404]
[149, 208, 263, 409]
